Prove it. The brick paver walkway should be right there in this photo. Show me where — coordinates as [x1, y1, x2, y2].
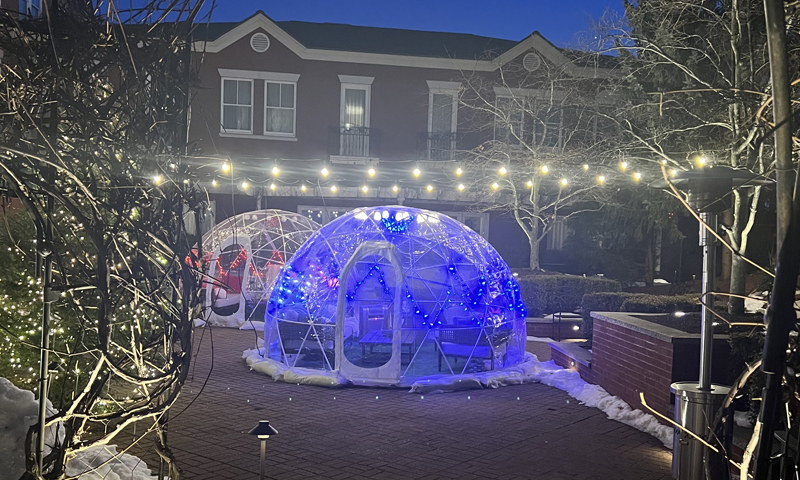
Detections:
[125, 328, 672, 479]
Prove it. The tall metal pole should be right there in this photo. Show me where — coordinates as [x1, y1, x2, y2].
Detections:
[753, 0, 799, 478]
[698, 212, 717, 391]
[36, 196, 53, 474]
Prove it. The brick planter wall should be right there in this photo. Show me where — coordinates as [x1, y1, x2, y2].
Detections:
[591, 312, 730, 420]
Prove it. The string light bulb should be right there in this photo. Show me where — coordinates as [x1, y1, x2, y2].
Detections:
[491, 182, 499, 190]
[270, 183, 276, 191]
[221, 162, 230, 173]
[392, 185, 399, 193]
[526, 180, 533, 187]
[560, 178, 569, 187]
[413, 167, 421, 177]
[368, 167, 376, 177]
[321, 167, 329, 176]
[153, 175, 162, 184]
[671, 169, 677, 177]
[330, 185, 338, 193]
[426, 185, 433, 192]
[620, 161, 628, 171]
[698, 156, 707, 167]
[498, 166, 507, 175]
[272, 166, 280, 176]
[455, 167, 463, 176]
[583, 164, 589, 170]
[361, 185, 369, 193]
[541, 165, 549, 174]
[241, 181, 249, 190]
[634, 172, 642, 181]
[212, 179, 218, 187]
[458, 184, 465, 191]
[598, 175, 606, 184]
[300, 184, 307, 192]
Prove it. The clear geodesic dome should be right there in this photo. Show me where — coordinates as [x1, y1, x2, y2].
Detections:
[202, 209, 319, 327]
[263, 206, 527, 385]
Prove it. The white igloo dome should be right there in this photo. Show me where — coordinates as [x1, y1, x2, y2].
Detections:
[263, 206, 527, 385]
[202, 209, 319, 327]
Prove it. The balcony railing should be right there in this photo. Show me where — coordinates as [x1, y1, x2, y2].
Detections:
[417, 132, 458, 161]
[329, 125, 379, 158]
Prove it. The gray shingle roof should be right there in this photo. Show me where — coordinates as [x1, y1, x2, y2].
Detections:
[191, 11, 618, 67]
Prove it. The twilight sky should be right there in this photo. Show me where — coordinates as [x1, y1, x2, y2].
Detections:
[202, 0, 625, 48]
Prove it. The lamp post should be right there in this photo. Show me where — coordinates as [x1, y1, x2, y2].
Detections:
[651, 165, 771, 480]
[248, 420, 278, 480]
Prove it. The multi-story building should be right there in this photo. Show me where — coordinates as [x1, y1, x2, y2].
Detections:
[187, 11, 614, 267]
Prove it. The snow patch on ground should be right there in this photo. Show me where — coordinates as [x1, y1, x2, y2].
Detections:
[0, 378, 157, 479]
[243, 349, 672, 448]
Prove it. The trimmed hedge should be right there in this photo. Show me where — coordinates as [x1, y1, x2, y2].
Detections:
[580, 292, 701, 340]
[516, 274, 621, 317]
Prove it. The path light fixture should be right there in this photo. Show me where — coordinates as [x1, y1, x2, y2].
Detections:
[651, 165, 771, 480]
[248, 420, 279, 480]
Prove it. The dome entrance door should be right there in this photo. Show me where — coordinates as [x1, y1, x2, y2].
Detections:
[335, 241, 404, 384]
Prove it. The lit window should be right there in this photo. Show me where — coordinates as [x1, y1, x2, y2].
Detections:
[221, 78, 252, 133]
[265, 82, 296, 135]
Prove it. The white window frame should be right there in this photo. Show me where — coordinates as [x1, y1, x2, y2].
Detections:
[442, 211, 489, 240]
[220, 77, 253, 135]
[20, 0, 41, 17]
[426, 80, 459, 161]
[263, 81, 297, 137]
[298, 205, 354, 225]
[338, 75, 373, 157]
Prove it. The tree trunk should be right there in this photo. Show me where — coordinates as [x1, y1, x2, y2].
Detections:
[729, 253, 746, 315]
[528, 221, 541, 271]
[644, 229, 655, 286]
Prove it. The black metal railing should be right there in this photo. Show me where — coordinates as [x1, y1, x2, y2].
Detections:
[329, 125, 379, 157]
[417, 131, 458, 161]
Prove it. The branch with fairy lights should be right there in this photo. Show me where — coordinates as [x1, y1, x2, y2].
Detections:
[0, 2, 207, 479]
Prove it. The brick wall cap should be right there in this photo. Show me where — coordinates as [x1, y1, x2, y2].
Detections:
[590, 312, 729, 344]
[549, 342, 592, 367]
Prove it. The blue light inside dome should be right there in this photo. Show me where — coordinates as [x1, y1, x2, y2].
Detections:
[381, 212, 415, 233]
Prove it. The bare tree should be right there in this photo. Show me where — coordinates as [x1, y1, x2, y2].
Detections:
[598, 0, 800, 313]
[458, 55, 632, 271]
[0, 1, 207, 478]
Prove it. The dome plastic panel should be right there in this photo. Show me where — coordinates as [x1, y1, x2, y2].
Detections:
[264, 206, 527, 381]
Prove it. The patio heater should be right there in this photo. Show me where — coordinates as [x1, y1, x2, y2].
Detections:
[248, 420, 279, 480]
[651, 165, 770, 480]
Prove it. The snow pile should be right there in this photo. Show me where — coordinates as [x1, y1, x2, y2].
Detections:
[243, 347, 348, 387]
[1, 378, 60, 479]
[66, 445, 156, 480]
[0, 377, 156, 479]
[243, 348, 672, 448]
